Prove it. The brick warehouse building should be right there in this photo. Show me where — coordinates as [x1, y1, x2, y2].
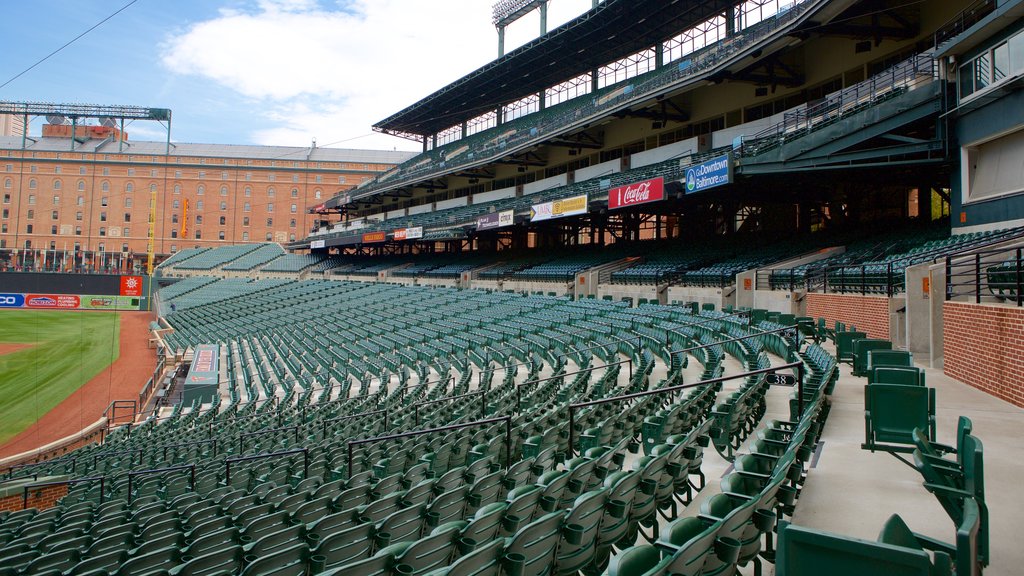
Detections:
[0, 126, 412, 272]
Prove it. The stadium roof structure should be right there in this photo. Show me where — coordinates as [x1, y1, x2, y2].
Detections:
[373, 0, 737, 139]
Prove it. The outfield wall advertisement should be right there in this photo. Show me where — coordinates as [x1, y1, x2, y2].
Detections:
[0, 293, 143, 310]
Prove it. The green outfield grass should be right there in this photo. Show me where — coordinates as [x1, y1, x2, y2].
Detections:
[0, 310, 120, 446]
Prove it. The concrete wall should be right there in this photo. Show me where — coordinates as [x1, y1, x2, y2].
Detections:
[944, 301, 1024, 408]
[597, 283, 661, 305]
[665, 285, 735, 310]
[630, 138, 699, 168]
[754, 289, 804, 315]
[523, 174, 568, 195]
[416, 277, 460, 289]
[472, 186, 516, 205]
[435, 197, 468, 211]
[408, 203, 434, 216]
[574, 158, 622, 182]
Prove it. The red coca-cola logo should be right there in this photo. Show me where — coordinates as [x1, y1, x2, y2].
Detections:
[608, 177, 664, 210]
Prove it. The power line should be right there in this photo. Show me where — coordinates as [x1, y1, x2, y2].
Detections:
[0, 0, 142, 91]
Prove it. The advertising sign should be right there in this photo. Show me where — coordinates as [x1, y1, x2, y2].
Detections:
[405, 226, 423, 239]
[608, 177, 665, 210]
[477, 213, 499, 230]
[531, 194, 588, 222]
[362, 231, 387, 244]
[0, 294, 25, 308]
[310, 240, 326, 249]
[393, 228, 408, 241]
[120, 275, 143, 297]
[79, 296, 140, 310]
[479, 209, 516, 230]
[684, 154, 732, 194]
[25, 294, 80, 309]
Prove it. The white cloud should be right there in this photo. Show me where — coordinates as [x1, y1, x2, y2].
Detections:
[161, 0, 592, 150]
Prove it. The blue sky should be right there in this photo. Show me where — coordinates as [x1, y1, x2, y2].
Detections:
[0, 0, 592, 151]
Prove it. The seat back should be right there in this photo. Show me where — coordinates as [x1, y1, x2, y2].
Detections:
[870, 367, 924, 387]
[776, 521, 947, 576]
[852, 339, 892, 376]
[868, 349, 913, 370]
[865, 384, 934, 447]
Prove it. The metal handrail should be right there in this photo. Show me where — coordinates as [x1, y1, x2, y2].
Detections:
[669, 324, 798, 358]
[322, 410, 388, 440]
[516, 358, 634, 412]
[740, 53, 936, 158]
[413, 391, 487, 426]
[126, 464, 196, 504]
[225, 448, 309, 485]
[946, 246, 1024, 306]
[347, 416, 512, 478]
[567, 361, 805, 454]
[159, 439, 217, 460]
[934, 0, 997, 47]
[239, 425, 301, 454]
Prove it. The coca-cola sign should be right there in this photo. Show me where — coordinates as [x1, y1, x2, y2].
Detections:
[608, 177, 664, 210]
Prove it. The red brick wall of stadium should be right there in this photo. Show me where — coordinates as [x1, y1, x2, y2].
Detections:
[944, 301, 1024, 408]
[0, 484, 68, 513]
[805, 293, 890, 340]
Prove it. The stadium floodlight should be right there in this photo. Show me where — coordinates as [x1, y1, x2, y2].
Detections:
[492, 0, 545, 27]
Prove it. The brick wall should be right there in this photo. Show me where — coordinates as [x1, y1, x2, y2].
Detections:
[944, 301, 1024, 408]
[0, 483, 69, 513]
[806, 293, 891, 340]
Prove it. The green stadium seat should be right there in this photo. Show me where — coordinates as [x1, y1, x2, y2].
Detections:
[863, 384, 936, 453]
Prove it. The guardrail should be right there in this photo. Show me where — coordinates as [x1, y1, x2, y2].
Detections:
[934, 0, 996, 47]
[347, 416, 512, 478]
[322, 410, 388, 440]
[239, 425, 301, 454]
[413, 391, 488, 426]
[225, 448, 309, 485]
[946, 246, 1024, 306]
[126, 464, 195, 505]
[516, 358, 634, 412]
[738, 53, 936, 158]
[567, 361, 805, 455]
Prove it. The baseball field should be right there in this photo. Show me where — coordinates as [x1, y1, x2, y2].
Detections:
[0, 310, 120, 447]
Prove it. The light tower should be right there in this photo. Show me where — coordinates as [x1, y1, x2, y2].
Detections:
[491, 0, 549, 57]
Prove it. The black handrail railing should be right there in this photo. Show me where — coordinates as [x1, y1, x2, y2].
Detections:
[126, 464, 196, 504]
[322, 409, 388, 440]
[934, 0, 997, 47]
[93, 449, 143, 469]
[5, 455, 77, 478]
[103, 399, 137, 429]
[239, 425, 301, 454]
[23, 476, 105, 509]
[225, 448, 309, 485]
[567, 361, 805, 454]
[347, 416, 512, 478]
[516, 358, 634, 412]
[669, 324, 798, 359]
[413, 391, 487, 426]
[946, 246, 1024, 306]
[740, 53, 935, 158]
[160, 439, 217, 461]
